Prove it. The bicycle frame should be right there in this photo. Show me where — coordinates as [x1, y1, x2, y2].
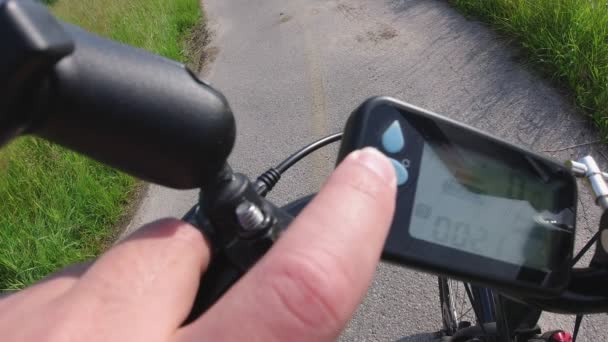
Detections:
[489, 293, 542, 342]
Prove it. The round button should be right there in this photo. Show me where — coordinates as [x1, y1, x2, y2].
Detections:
[390, 158, 409, 186]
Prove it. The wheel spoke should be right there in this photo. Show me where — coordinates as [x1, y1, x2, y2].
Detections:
[459, 283, 467, 319]
[456, 306, 473, 322]
[448, 279, 458, 327]
[439, 277, 493, 339]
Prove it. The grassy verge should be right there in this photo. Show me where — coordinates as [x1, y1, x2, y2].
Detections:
[0, 0, 203, 290]
[50, 0, 202, 63]
[450, 0, 608, 137]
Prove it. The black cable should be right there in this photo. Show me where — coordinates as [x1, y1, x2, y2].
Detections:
[276, 132, 343, 173]
[255, 132, 343, 196]
[571, 231, 600, 266]
[567, 233, 594, 342]
[572, 314, 583, 342]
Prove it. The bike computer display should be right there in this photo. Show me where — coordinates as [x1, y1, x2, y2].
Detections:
[410, 143, 566, 271]
[338, 97, 577, 296]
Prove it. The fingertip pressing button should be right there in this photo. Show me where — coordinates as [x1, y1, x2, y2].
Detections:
[382, 120, 405, 153]
[390, 158, 408, 186]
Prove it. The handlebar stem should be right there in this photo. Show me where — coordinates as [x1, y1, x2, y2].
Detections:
[183, 167, 293, 322]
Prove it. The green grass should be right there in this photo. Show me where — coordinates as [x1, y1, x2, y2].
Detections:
[0, 0, 202, 290]
[0, 139, 135, 289]
[450, 0, 608, 137]
[50, 0, 202, 62]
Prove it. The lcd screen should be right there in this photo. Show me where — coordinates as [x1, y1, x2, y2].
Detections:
[409, 143, 571, 271]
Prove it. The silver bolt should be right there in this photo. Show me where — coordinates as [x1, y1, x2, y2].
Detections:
[236, 202, 267, 231]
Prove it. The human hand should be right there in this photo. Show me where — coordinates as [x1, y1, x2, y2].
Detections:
[0, 147, 396, 341]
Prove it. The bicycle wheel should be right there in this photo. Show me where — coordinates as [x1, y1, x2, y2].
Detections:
[438, 277, 496, 338]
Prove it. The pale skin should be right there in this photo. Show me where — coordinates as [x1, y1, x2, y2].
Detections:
[0, 147, 397, 341]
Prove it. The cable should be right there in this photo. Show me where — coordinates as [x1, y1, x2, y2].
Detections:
[571, 231, 600, 266]
[572, 314, 583, 342]
[276, 132, 343, 173]
[255, 132, 343, 196]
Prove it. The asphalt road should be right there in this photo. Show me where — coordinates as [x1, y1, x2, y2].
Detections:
[125, 0, 608, 340]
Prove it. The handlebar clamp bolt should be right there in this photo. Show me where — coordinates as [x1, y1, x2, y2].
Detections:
[236, 201, 270, 232]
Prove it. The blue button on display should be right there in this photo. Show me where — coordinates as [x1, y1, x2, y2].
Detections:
[390, 158, 408, 186]
[382, 120, 405, 153]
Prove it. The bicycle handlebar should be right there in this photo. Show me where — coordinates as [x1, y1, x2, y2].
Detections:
[1, 0, 236, 189]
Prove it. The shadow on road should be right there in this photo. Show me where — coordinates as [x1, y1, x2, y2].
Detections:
[394, 332, 440, 342]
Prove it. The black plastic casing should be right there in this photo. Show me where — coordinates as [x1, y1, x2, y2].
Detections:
[26, 23, 236, 189]
[2, 0, 236, 189]
[337, 97, 577, 298]
[0, 0, 74, 145]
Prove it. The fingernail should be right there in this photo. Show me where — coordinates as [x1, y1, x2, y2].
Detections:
[349, 147, 396, 186]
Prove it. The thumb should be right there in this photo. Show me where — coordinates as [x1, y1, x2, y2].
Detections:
[178, 147, 396, 341]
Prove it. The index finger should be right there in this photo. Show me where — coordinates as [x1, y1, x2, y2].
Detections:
[178, 147, 396, 341]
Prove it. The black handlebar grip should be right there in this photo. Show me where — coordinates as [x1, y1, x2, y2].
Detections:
[30, 23, 236, 189]
[0, 0, 74, 146]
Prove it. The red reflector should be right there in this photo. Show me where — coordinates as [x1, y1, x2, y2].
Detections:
[551, 331, 573, 342]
